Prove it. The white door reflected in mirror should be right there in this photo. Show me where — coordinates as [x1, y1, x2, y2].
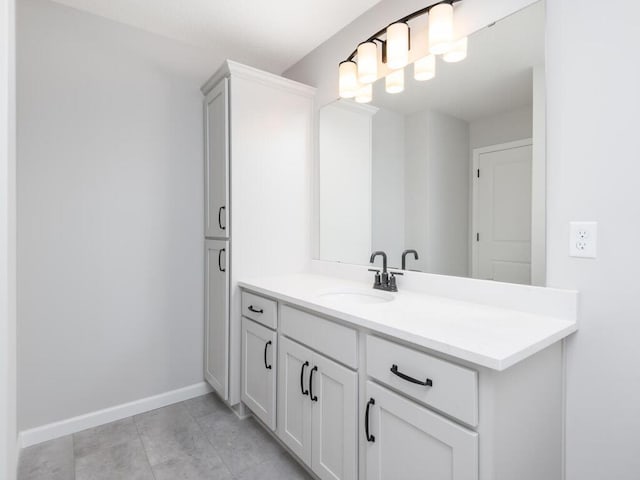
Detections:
[473, 140, 533, 285]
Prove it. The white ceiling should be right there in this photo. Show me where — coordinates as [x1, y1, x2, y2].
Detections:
[48, 0, 383, 74]
[371, 1, 545, 121]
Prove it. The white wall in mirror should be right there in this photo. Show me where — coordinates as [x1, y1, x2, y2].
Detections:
[317, 1, 546, 286]
[319, 101, 376, 264]
[371, 108, 405, 260]
[405, 109, 470, 275]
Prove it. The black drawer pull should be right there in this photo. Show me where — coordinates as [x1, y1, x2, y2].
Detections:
[263, 341, 272, 370]
[300, 361, 309, 396]
[218, 248, 226, 272]
[365, 398, 375, 442]
[218, 206, 226, 230]
[390, 364, 433, 387]
[248, 305, 264, 314]
[309, 366, 318, 402]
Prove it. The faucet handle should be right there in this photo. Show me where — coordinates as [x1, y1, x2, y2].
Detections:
[388, 271, 403, 291]
[368, 268, 382, 287]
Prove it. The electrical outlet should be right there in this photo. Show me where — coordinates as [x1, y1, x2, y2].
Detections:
[569, 221, 597, 258]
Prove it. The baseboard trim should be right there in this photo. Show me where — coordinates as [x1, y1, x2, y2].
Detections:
[19, 382, 212, 448]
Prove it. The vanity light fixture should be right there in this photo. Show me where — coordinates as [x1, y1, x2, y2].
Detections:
[386, 22, 410, 70]
[428, 3, 454, 55]
[338, 0, 465, 102]
[338, 60, 358, 98]
[414, 54, 436, 81]
[443, 36, 468, 62]
[357, 42, 378, 83]
[355, 83, 373, 103]
[385, 69, 404, 94]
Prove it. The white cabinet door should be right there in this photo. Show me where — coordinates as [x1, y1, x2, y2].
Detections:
[204, 239, 229, 399]
[241, 317, 276, 430]
[365, 381, 478, 480]
[204, 78, 229, 239]
[277, 336, 313, 465]
[310, 352, 357, 480]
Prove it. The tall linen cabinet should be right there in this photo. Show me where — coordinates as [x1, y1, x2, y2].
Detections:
[202, 60, 315, 406]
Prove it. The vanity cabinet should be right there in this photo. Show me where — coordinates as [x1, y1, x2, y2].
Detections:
[241, 317, 276, 430]
[240, 286, 565, 480]
[278, 335, 358, 480]
[364, 381, 478, 480]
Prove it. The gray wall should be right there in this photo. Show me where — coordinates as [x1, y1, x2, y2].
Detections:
[17, 0, 212, 430]
[319, 102, 373, 264]
[1, 0, 17, 476]
[546, 0, 640, 478]
[469, 105, 532, 149]
[285, 0, 640, 478]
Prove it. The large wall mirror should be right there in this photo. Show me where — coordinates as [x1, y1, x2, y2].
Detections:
[318, 1, 546, 286]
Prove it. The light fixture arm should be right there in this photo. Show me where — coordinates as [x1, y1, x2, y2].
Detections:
[344, 0, 461, 63]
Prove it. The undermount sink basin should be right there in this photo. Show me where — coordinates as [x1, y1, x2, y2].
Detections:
[316, 288, 395, 306]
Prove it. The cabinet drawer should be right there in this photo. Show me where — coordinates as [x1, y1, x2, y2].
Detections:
[242, 291, 277, 329]
[280, 305, 357, 369]
[366, 335, 478, 426]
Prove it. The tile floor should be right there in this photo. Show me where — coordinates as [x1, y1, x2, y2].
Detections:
[18, 393, 313, 480]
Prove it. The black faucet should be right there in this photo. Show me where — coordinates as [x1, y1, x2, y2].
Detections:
[370, 251, 387, 273]
[369, 251, 402, 292]
[401, 249, 419, 270]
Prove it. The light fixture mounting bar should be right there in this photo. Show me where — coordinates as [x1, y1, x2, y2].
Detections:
[344, 0, 462, 62]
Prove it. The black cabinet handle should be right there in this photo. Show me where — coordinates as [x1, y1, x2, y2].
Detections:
[390, 364, 433, 387]
[218, 248, 226, 272]
[218, 206, 226, 230]
[248, 305, 264, 314]
[365, 398, 375, 442]
[263, 341, 272, 370]
[309, 366, 318, 402]
[300, 361, 309, 396]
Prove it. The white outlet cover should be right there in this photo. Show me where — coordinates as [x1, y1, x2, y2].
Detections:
[569, 221, 597, 258]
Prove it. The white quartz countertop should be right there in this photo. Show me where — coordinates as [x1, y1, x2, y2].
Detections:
[238, 273, 577, 371]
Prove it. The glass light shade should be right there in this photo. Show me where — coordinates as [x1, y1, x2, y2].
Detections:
[414, 55, 436, 81]
[355, 83, 373, 103]
[386, 22, 409, 69]
[357, 42, 378, 84]
[443, 37, 467, 62]
[429, 3, 454, 55]
[339, 61, 358, 98]
[385, 69, 404, 94]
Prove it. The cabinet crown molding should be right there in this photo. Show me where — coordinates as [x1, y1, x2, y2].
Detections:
[201, 60, 316, 98]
